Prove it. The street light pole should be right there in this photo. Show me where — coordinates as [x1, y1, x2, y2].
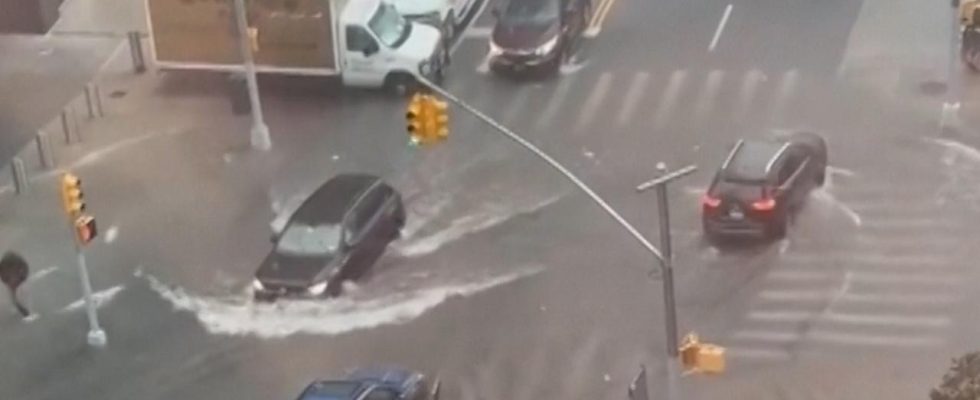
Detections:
[232, 0, 272, 151]
[636, 162, 698, 400]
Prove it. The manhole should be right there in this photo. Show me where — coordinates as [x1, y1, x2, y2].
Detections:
[920, 80, 948, 96]
[109, 90, 127, 98]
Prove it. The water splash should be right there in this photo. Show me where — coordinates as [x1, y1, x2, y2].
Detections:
[144, 266, 544, 338]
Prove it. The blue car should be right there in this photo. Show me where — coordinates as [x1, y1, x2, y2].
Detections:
[297, 367, 441, 400]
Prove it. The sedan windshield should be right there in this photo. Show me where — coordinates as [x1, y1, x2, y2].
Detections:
[276, 223, 341, 256]
[502, 0, 560, 26]
[369, 2, 410, 48]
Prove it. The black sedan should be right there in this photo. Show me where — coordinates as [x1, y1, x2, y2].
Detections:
[253, 174, 405, 301]
[295, 366, 440, 400]
[702, 131, 828, 240]
[489, 0, 591, 75]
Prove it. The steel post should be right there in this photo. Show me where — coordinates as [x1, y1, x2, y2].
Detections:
[76, 250, 107, 347]
[11, 158, 28, 195]
[232, 0, 272, 151]
[944, 0, 962, 130]
[93, 84, 105, 117]
[36, 131, 55, 169]
[61, 108, 77, 144]
[83, 84, 96, 119]
[128, 31, 146, 74]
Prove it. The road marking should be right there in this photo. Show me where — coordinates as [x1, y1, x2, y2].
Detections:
[748, 310, 950, 328]
[693, 69, 725, 121]
[808, 331, 943, 347]
[767, 269, 964, 285]
[860, 217, 959, 230]
[585, 0, 617, 37]
[616, 72, 650, 125]
[708, 4, 734, 52]
[476, 52, 493, 74]
[725, 346, 792, 360]
[463, 26, 493, 38]
[733, 69, 764, 120]
[534, 78, 576, 130]
[574, 72, 613, 132]
[769, 68, 799, 123]
[758, 290, 959, 305]
[732, 330, 800, 342]
[778, 252, 959, 268]
[652, 70, 687, 129]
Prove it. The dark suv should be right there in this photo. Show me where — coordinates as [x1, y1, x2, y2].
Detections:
[702, 132, 828, 240]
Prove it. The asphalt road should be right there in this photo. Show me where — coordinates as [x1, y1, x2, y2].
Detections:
[2, 0, 979, 398]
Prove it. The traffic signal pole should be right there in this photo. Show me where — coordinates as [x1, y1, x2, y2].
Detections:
[232, 0, 272, 151]
[59, 173, 106, 347]
[413, 76, 693, 399]
[636, 163, 698, 400]
[73, 238, 106, 347]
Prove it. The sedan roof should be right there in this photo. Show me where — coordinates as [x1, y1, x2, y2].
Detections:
[292, 174, 381, 224]
[723, 140, 786, 181]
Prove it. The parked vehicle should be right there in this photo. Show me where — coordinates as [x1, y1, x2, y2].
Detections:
[488, 0, 590, 75]
[253, 174, 405, 301]
[295, 367, 440, 400]
[146, 0, 448, 92]
[701, 132, 828, 240]
[388, 0, 479, 41]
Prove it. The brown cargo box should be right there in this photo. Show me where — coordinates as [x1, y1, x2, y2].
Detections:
[147, 0, 337, 71]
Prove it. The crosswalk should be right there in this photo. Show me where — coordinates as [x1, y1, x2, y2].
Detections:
[441, 67, 810, 145]
[722, 176, 976, 364]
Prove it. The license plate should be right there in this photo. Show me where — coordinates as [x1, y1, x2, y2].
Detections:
[729, 208, 744, 220]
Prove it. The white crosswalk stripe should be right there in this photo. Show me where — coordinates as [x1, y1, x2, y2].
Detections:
[651, 70, 687, 130]
[692, 69, 725, 122]
[616, 72, 650, 126]
[733, 69, 765, 121]
[574, 72, 613, 133]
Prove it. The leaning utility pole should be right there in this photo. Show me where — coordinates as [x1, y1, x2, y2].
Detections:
[413, 75, 696, 400]
[232, 0, 272, 151]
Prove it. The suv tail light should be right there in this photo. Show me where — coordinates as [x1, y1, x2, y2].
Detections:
[702, 194, 721, 208]
[752, 198, 776, 211]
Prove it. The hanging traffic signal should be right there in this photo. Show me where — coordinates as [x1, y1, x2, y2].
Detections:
[429, 97, 449, 143]
[74, 214, 98, 245]
[406, 93, 428, 146]
[60, 173, 85, 218]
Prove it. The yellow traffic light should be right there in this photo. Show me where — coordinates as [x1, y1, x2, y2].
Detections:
[429, 97, 449, 142]
[60, 173, 85, 218]
[74, 214, 98, 245]
[406, 93, 428, 145]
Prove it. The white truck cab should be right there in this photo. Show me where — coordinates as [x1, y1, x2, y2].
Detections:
[340, 0, 446, 88]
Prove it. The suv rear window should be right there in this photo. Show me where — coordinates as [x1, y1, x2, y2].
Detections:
[722, 141, 784, 183]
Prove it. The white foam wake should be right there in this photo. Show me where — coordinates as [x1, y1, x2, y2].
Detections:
[395, 194, 564, 258]
[144, 267, 544, 338]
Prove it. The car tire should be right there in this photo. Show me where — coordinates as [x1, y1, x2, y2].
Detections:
[769, 216, 788, 239]
[386, 72, 418, 96]
[326, 278, 343, 298]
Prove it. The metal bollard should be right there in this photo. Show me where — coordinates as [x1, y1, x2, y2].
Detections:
[93, 84, 104, 117]
[11, 158, 28, 195]
[35, 131, 55, 169]
[61, 107, 79, 144]
[128, 31, 146, 74]
[84, 84, 96, 119]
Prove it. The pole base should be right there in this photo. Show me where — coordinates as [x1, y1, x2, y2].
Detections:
[941, 101, 962, 130]
[87, 328, 107, 347]
[250, 123, 272, 151]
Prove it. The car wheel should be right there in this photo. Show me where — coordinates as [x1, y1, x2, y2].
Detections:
[326, 279, 343, 298]
[769, 216, 788, 239]
[386, 73, 418, 96]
